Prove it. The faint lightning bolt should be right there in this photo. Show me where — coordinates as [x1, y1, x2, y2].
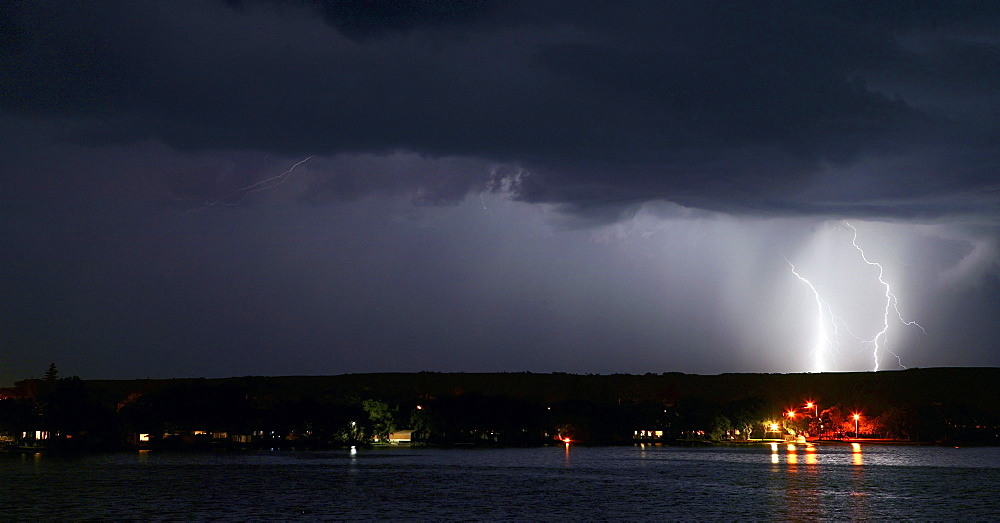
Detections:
[480, 193, 494, 218]
[845, 221, 927, 371]
[216, 155, 313, 205]
[785, 257, 843, 373]
[195, 156, 314, 211]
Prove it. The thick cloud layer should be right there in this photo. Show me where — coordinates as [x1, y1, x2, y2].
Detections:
[3, 1, 997, 214]
[1, 1, 997, 383]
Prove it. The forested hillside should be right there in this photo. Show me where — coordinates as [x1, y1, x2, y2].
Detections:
[2, 368, 998, 449]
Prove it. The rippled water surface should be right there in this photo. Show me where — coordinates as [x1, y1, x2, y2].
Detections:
[4, 443, 999, 519]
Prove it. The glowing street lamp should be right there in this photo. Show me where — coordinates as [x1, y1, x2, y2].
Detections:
[804, 401, 820, 438]
[852, 413, 861, 439]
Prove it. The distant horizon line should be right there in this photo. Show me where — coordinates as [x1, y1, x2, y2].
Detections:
[8, 365, 997, 386]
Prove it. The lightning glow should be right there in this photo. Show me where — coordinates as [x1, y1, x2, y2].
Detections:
[787, 221, 926, 372]
[845, 222, 927, 371]
[785, 257, 840, 373]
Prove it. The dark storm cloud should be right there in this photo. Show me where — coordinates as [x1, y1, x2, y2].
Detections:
[282, 0, 501, 39]
[2, 1, 997, 216]
[2, 1, 1000, 384]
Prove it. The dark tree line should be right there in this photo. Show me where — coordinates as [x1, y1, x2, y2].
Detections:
[2, 368, 999, 451]
[0, 365, 121, 450]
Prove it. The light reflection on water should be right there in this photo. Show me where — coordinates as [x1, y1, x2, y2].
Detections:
[2, 444, 999, 519]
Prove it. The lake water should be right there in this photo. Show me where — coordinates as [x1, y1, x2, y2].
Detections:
[4, 443, 999, 519]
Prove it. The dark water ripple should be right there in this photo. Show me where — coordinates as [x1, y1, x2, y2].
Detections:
[3, 444, 999, 519]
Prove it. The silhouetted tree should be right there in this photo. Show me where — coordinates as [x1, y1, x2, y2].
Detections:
[674, 396, 723, 439]
[726, 397, 768, 440]
[0, 397, 35, 441]
[363, 399, 396, 441]
[879, 406, 912, 440]
[44, 363, 59, 382]
[709, 415, 732, 440]
[549, 399, 628, 444]
[823, 406, 846, 437]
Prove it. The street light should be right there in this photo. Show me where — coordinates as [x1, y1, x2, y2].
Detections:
[805, 401, 819, 439]
[783, 410, 799, 437]
[852, 413, 861, 439]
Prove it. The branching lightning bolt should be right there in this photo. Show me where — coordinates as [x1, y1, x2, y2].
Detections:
[785, 257, 840, 372]
[786, 221, 927, 372]
[845, 221, 927, 371]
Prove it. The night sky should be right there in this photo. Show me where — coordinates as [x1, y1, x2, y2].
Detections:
[2, 1, 999, 385]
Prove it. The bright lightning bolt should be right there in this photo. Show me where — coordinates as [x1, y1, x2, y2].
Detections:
[845, 221, 927, 371]
[785, 257, 837, 373]
[786, 222, 927, 372]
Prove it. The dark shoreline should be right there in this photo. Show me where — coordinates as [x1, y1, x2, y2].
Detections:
[4, 368, 1000, 450]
